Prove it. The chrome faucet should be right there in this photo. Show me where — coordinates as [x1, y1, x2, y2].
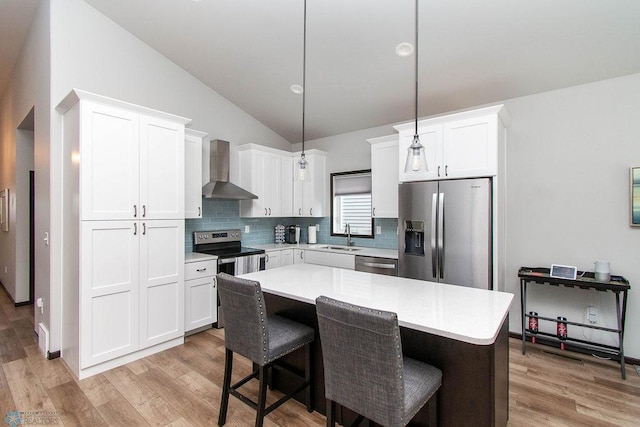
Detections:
[345, 223, 354, 246]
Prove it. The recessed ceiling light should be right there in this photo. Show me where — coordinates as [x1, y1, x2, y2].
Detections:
[290, 84, 304, 94]
[395, 42, 414, 57]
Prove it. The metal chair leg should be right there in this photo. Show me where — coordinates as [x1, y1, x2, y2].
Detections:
[326, 399, 335, 427]
[255, 365, 268, 427]
[428, 392, 438, 427]
[305, 343, 313, 412]
[218, 348, 233, 426]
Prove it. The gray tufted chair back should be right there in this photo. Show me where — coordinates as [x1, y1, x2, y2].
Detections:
[316, 296, 405, 426]
[217, 272, 268, 365]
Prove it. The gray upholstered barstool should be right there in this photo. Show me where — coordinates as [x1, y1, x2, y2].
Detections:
[316, 296, 442, 427]
[217, 273, 315, 427]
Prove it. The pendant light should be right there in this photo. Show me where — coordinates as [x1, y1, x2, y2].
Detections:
[404, 0, 428, 173]
[297, 0, 309, 181]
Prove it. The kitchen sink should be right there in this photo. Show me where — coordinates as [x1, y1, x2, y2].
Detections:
[320, 246, 361, 252]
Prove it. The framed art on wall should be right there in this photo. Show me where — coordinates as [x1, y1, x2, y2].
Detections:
[0, 189, 8, 232]
[632, 167, 640, 227]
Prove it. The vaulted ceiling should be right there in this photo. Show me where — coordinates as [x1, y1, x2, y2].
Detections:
[3, 0, 640, 142]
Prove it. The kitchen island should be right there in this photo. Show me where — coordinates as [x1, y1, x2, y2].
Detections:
[239, 264, 513, 427]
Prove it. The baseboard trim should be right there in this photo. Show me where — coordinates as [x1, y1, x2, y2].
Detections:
[0, 280, 31, 306]
[15, 300, 32, 307]
[509, 332, 640, 366]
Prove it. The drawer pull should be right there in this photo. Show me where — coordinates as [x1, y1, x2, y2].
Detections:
[196, 268, 207, 272]
[362, 262, 396, 269]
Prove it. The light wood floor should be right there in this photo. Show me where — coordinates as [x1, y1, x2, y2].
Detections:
[1, 286, 639, 426]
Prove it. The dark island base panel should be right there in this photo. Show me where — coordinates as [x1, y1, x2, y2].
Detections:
[265, 293, 509, 427]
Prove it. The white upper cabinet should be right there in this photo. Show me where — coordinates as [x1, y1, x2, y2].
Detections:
[292, 150, 327, 217]
[442, 116, 498, 179]
[78, 98, 186, 220]
[238, 144, 293, 218]
[368, 135, 399, 218]
[139, 116, 185, 219]
[185, 129, 207, 219]
[280, 155, 294, 217]
[395, 105, 508, 182]
[80, 102, 140, 220]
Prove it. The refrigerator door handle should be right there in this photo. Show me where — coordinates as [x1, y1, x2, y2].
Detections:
[438, 192, 445, 279]
[431, 193, 438, 278]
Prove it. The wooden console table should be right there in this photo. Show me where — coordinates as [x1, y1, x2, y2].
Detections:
[518, 267, 630, 379]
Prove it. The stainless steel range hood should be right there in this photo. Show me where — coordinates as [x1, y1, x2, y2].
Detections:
[202, 139, 258, 199]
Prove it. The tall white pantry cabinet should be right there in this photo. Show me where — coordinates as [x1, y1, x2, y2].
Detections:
[58, 90, 190, 379]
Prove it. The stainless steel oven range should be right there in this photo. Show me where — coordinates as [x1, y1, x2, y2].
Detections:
[193, 229, 266, 327]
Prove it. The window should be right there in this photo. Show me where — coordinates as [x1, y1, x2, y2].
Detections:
[331, 170, 373, 238]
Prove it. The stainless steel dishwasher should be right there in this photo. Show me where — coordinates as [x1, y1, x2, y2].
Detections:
[355, 255, 398, 276]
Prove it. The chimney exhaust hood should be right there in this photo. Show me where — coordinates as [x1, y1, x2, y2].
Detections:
[202, 139, 258, 200]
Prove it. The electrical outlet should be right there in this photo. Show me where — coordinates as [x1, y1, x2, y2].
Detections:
[587, 306, 597, 324]
[245, 225, 250, 233]
[376, 225, 382, 235]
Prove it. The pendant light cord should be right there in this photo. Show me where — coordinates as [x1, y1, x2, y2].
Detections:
[414, 0, 419, 137]
[302, 0, 307, 154]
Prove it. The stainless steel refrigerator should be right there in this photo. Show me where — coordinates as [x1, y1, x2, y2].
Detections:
[398, 178, 493, 289]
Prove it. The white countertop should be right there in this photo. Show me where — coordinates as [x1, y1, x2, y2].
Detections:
[185, 252, 218, 263]
[252, 243, 398, 259]
[239, 264, 513, 346]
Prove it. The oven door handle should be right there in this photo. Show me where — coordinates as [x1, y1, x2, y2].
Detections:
[218, 258, 235, 265]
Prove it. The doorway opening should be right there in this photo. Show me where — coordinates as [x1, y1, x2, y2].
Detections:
[16, 107, 35, 306]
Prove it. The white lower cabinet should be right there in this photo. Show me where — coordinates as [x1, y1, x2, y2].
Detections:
[265, 248, 295, 269]
[184, 259, 217, 333]
[139, 221, 185, 347]
[280, 249, 294, 267]
[265, 250, 280, 270]
[293, 249, 305, 264]
[304, 250, 355, 270]
[80, 221, 140, 367]
[77, 220, 184, 376]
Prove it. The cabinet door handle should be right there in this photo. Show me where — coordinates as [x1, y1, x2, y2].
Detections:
[134, 205, 137, 218]
[264, 208, 268, 216]
[142, 205, 146, 218]
[310, 208, 313, 216]
[373, 207, 376, 217]
[198, 207, 201, 217]
[142, 223, 146, 235]
[298, 208, 302, 215]
[299, 252, 304, 259]
[196, 268, 207, 272]
[133, 223, 137, 235]
[268, 208, 271, 215]
[265, 254, 270, 262]
[437, 166, 441, 177]
[445, 165, 448, 176]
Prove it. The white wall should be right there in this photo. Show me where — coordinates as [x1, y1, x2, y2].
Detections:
[504, 73, 640, 357]
[299, 73, 640, 359]
[0, 1, 50, 312]
[14, 128, 34, 303]
[292, 123, 396, 174]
